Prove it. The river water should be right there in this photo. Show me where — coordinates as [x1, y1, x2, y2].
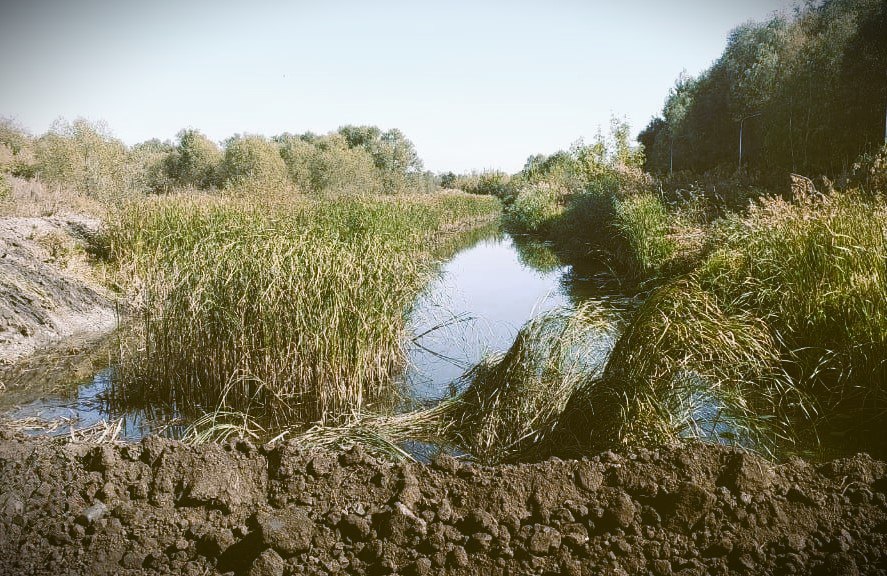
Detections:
[406, 230, 583, 400]
[1, 225, 881, 461]
[0, 227, 616, 440]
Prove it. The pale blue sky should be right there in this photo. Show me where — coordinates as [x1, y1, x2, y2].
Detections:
[0, 0, 794, 173]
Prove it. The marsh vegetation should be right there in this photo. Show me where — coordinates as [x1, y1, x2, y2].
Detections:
[2, 0, 887, 465]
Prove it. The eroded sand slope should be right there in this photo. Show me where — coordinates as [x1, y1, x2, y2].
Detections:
[0, 214, 115, 366]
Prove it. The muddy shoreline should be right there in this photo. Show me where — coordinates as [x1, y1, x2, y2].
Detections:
[0, 214, 116, 367]
[1, 431, 885, 575]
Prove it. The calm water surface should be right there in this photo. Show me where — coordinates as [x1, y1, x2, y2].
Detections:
[0, 228, 608, 439]
[405, 230, 584, 400]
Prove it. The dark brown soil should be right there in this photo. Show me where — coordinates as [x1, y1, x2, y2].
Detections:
[1, 431, 886, 576]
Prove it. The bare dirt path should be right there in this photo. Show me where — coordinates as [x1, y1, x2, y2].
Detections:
[0, 432, 884, 575]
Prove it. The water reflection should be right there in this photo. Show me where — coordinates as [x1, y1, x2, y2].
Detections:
[1, 366, 187, 439]
[405, 230, 616, 400]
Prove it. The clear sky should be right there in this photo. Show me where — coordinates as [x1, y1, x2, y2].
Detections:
[0, 0, 795, 173]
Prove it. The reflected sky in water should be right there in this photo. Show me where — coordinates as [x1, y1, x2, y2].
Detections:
[405, 232, 580, 400]
[4, 229, 612, 441]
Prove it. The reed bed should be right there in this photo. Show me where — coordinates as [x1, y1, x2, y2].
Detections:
[103, 191, 500, 426]
[556, 189, 887, 456]
[698, 190, 887, 431]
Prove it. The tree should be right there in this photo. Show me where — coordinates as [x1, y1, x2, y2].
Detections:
[337, 125, 423, 193]
[0, 118, 35, 177]
[129, 138, 174, 193]
[164, 129, 222, 189]
[309, 134, 382, 195]
[35, 118, 129, 198]
[276, 134, 316, 191]
[439, 172, 457, 188]
[638, 0, 887, 177]
[220, 134, 288, 191]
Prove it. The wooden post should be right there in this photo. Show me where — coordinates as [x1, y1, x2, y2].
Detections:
[669, 133, 673, 176]
[739, 112, 762, 171]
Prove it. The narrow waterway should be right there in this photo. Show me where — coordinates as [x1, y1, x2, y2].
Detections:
[0, 225, 880, 461]
[407, 230, 580, 400]
[0, 226, 621, 440]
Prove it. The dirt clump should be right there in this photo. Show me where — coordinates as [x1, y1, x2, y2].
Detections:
[1, 431, 886, 575]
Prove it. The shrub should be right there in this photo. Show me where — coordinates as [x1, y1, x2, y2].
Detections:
[308, 135, 382, 195]
[220, 134, 288, 192]
[277, 135, 315, 191]
[163, 129, 222, 189]
[851, 144, 887, 193]
[128, 138, 175, 194]
[35, 118, 130, 201]
[504, 183, 563, 234]
[451, 170, 513, 198]
[0, 118, 36, 177]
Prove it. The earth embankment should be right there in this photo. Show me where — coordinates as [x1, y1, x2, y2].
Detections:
[0, 432, 884, 575]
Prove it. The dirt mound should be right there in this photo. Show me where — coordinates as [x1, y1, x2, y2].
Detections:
[0, 214, 115, 366]
[1, 432, 885, 575]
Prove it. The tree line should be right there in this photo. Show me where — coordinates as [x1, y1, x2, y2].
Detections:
[0, 118, 436, 200]
[638, 0, 887, 178]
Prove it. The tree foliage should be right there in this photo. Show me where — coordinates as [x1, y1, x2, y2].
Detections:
[129, 138, 175, 194]
[640, 0, 887, 177]
[221, 134, 288, 191]
[163, 129, 222, 189]
[35, 118, 130, 199]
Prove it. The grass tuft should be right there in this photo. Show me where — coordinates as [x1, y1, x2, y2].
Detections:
[443, 304, 616, 464]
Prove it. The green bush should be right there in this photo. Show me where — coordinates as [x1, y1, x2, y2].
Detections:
[221, 134, 288, 192]
[277, 135, 315, 192]
[450, 170, 513, 198]
[128, 138, 175, 194]
[0, 118, 36, 177]
[35, 118, 130, 200]
[163, 129, 222, 189]
[504, 183, 562, 234]
[308, 135, 382, 195]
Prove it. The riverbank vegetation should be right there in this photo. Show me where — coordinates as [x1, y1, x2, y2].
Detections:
[103, 192, 500, 426]
[433, 0, 887, 461]
[0, 116, 502, 432]
[3, 0, 886, 464]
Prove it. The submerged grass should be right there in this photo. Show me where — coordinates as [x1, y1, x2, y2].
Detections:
[442, 304, 617, 464]
[103, 191, 501, 427]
